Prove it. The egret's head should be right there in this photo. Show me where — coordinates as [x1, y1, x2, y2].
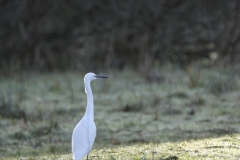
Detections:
[84, 72, 108, 83]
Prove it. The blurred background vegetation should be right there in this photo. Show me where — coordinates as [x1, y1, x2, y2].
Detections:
[1, 0, 240, 73]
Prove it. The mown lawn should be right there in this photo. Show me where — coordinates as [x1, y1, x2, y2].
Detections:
[0, 63, 240, 159]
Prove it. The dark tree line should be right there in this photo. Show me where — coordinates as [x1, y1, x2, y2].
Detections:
[0, 0, 240, 72]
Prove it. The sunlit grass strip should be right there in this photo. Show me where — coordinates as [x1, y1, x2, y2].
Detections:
[10, 134, 240, 160]
[95, 134, 240, 159]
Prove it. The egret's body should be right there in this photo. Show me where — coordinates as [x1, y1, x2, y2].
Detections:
[72, 73, 107, 160]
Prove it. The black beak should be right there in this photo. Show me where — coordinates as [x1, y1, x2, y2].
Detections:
[95, 75, 108, 78]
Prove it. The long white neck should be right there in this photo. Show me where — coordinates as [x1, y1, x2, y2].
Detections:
[84, 81, 94, 118]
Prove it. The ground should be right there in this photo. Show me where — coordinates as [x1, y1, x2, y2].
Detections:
[0, 62, 240, 159]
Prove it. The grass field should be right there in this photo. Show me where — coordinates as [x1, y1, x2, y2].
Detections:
[0, 63, 240, 159]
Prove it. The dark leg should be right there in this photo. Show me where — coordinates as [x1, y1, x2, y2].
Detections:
[87, 154, 88, 160]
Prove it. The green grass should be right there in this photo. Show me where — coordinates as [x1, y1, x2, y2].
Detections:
[0, 63, 240, 159]
[5, 134, 240, 159]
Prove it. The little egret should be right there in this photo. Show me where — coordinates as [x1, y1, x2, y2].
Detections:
[72, 72, 108, 160]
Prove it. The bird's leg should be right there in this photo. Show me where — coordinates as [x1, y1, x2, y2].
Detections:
[86, 154, 88, 160]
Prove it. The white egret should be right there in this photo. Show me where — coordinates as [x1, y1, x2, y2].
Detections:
[72, 72, 108, 160]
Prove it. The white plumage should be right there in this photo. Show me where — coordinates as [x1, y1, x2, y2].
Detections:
[72, 72, 108, 160]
